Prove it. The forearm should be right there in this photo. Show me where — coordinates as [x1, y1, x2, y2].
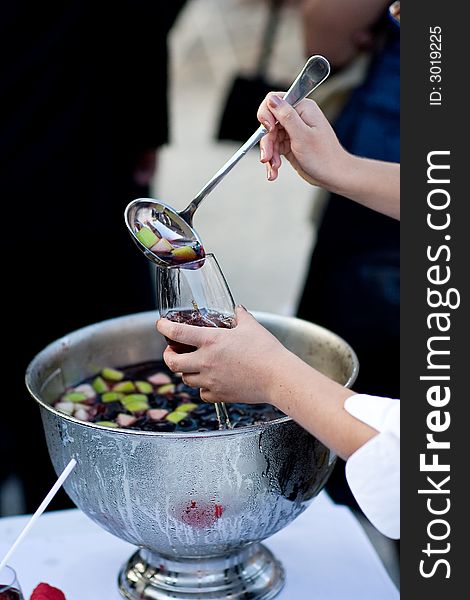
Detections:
[158, 309, 378, 459]
[265, 350, 378, 460]
[328, 154, 400, 219]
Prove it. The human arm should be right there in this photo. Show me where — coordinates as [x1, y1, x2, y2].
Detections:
[157, 306, 377, 460]
[257, 93, 400, 219]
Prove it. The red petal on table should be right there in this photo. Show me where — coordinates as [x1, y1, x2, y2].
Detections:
[30, 582, 66, 600]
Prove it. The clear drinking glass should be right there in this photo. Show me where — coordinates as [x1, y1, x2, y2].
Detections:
[156, 254, 235, 428]
[0, 566, 23, 600]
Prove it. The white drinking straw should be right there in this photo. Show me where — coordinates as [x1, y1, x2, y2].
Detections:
[0, 458, 77, 572]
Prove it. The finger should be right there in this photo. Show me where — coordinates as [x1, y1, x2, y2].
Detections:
[257, 93, 285, 132]
[271, 137, 282, 170]
[260, 91, 286, 123]
[267, 161, 278, 181]
[157, 318, 217, 347]
[267, 95, 311, 140]
[277, 126, 288, 146]
[260, 138, 275, 164]
[259, 128, 277, 164]
[259, 138, 270, 163]
[181, 373, 203, 388]
[234, 304, 257, 325]
[257, 108, 275, 133]
[266, 163, 273, 181]
[163, 346, 201, 374]
[293, 98, 327, 129]
[258, 91, 288, 160]
[268, 144, 281, 180]
[200, 388, 217, 404]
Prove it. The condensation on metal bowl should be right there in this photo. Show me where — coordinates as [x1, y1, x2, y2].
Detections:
[26, 311, 358, 600]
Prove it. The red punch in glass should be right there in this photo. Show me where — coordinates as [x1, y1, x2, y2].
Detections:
[0, 566, 23, 600]
[156, 254, 235, 429]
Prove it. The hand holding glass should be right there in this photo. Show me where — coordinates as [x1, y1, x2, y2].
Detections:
[156, 254, 235, 428]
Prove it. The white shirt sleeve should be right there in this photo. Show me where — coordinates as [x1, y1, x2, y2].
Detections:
[344, 394, 400, 539]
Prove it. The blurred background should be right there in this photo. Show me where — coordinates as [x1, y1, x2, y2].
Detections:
[157, 0, 364, 314]
[159, 0, 316, 315]
[0, 0, 399, 587]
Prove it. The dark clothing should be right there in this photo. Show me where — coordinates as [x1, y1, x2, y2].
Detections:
[0, 1, 185, 512]
[297, 21, 400, 507]
[1, 1, 184, 237]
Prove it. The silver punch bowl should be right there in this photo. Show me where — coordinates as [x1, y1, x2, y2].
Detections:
[26, 311, 358, 600]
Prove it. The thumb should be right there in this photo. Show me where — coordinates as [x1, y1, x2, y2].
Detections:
[267, 94, 308, 139]
[235, 304, 256, 325]
[156, 317, 216, 347]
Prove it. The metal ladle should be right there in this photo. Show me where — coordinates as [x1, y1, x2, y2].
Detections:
[124, 55, 330, 267]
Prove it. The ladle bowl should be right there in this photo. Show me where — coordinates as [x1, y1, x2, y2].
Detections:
[125, 56, 330, 267]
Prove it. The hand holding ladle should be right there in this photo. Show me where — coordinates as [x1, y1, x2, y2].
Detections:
[125, 55, 331, 267]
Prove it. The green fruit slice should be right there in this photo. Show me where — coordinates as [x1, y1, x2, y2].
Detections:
[156, 383, 176, 395]
[165, 411, 187, 424]
[62, 391, 87, 403]
[113, 381, 136, 393]
[95, 421, 119, 428]
[102, 392, 124, 403]
[122, 394, 149, 412]
[177, 403, 198, 413]
[101, 368, 125, 381]
[135, 381, 153, 394]
[92, 376, 109, 393]
[136, 226, 159, 249]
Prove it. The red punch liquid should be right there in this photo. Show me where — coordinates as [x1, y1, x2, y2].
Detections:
[165, 309, 235, 353]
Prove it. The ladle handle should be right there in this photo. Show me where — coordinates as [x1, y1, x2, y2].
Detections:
[283, 54, 331, 107]
[181, 55, 330, 221]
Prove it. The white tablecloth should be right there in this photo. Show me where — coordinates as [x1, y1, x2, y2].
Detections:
[0, 492, 398, 599]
